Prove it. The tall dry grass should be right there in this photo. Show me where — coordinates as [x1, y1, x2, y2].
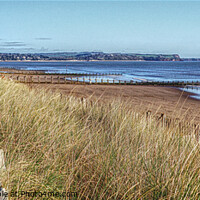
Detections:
[0, 78, 199, 199]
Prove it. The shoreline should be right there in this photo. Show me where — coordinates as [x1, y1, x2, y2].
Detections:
[177, 86, 200, 101]
[0, 60, 184, 62]
[170, 86, 200, 101]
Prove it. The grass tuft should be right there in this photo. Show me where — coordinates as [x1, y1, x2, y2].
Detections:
[0, 79, 199, 199]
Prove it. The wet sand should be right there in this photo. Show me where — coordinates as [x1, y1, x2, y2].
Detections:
[27, 84, 200, 122]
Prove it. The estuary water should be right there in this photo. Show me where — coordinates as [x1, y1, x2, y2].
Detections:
[0, 61, 200, 99]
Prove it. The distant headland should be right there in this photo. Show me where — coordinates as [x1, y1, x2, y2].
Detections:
[0, 52, 198, 62]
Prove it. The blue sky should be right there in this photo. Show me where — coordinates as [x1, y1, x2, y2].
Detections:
[0, 1, 200, 57]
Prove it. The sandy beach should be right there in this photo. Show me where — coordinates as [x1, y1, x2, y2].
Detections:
[27, 84, 200, 122]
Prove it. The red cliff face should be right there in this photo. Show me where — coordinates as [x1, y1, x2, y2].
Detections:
[174, 54, 181, 60]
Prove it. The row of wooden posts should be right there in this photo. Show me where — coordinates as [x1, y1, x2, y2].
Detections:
[3, 74, 200, 86]
[146, 111, 200, 142]
[79, 99, 200, 142]
[82, 99, 200, 141]
[4, 74, 133, 84]
[5, 75, 124, 84]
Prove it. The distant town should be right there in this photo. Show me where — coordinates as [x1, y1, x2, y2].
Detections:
[0, 52, 186, 61]
[0, 52, 199, 61]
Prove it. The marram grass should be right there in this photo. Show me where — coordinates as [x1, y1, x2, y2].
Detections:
[0, 79, 199, 199]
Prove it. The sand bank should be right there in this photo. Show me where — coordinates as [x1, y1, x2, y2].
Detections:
[27, 84, 200, 122]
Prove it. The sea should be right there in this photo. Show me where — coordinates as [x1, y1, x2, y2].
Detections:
[0, 61, 200, 99]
